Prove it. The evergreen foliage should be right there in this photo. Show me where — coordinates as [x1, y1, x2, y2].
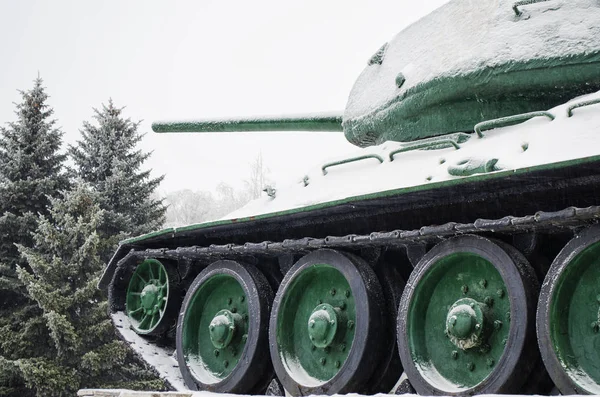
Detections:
[0, 77, 68, 286]
[16, 183, 166, 396]
[70, 100, 165, 256]
[0, 78, 69, 397]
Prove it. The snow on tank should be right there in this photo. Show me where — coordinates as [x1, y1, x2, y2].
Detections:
[228, 91, 600, 219]
[153, 0, 600, 150]
[343, 0, 600, 146]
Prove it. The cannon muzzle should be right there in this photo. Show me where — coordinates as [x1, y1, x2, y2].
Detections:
[152, 112, 343, 133]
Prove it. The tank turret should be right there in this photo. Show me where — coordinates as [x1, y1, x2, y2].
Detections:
[154, 0, 600, 149]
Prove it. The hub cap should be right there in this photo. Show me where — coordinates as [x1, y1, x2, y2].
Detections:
[308, 303, 339, 348]
[126, 259, 169, 334]
[209, 309, 241, 349]
[446, 298, 485, 350]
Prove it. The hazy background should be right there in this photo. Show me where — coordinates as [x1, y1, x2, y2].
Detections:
[0, 0, 449, 195]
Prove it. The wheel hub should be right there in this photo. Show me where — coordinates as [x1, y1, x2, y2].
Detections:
[446, 298, 485, 350]
[140, 284, 161, 313]
[308, 303, 339, 348]
[209, 309, 239, 349]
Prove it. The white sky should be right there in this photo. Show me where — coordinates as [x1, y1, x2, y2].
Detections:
[0, 0, 449, 195]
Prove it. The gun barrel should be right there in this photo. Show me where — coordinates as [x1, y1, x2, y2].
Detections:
[152, 112, 343, 133]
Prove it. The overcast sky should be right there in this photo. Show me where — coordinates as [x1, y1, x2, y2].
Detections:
[0, 0, 449, 194]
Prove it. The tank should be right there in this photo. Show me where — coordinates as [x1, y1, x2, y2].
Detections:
[100, 0, 600, 395]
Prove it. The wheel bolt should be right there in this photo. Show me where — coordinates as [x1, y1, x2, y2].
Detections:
[310, 320, 315, 328]
[592, 322, 600, 333]
[214, 349, 220, 357]
[347, 320, 355, 330]
[227, 298, 232, 305]
[320, 358, 326, 366]
[231, 307, 237, 313]
[330, 288, 336, 296]
[242, 334, 248, 343]
[487, 358, 495, 368]
[345, 290, 351, 298]
[467, 362, 475, 371]
[341, 343, 346, 352]
[223, 360, 229, 368]
[451, 351, 458, 360]
[502, 338, 508, 346]
[497, 289, 505, 298]
[240, 296, 245, 303]
[494, 320, 503, 330]
[480, 279, 488, 288]
[335, 360, 341, 368]
[449, 316, 457, 326]
[210, 325, 215, 331]
[339, 302, 346, 310]
[317, 299, 322, 305]
[485, 297, 494, 307]
[461, 285, 468, 294]
[330, 320, 335, 326]
[475, 323, 481, 330]
[506, 312, 511, 321]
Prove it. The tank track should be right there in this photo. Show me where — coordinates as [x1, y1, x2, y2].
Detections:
[110, 205, 600, 392]
[115, 205, 600, 264]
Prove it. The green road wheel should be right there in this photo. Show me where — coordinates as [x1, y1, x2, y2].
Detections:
[176, 260, 274, 393]
[398, 235, 539, 395]
[126, 259, 178, 335]
[538, 225, 600, 394]
[270, 249, 389, 395]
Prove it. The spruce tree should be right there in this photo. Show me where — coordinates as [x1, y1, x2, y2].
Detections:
[0, 77, 69, 397]
[0, 77, 68, 286]
[16, 183, 165, 396]
[69, 100, 165, 258]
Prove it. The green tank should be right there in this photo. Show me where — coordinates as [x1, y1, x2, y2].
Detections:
[101, 0, 600, 395]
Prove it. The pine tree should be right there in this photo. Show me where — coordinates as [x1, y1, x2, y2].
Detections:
[0, 76, 68, 286]
[69, 100, 165, 258]
[16, 183, 166, 396]
[0, 77, 69, 397]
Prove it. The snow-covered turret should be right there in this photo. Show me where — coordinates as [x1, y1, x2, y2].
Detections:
[153, 0, 600, 149]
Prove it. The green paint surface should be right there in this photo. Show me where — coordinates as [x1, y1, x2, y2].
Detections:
[152, 114, 343, 133]
[550, 242, 600, 393]
[126, 259, 169, 334]
[344, 54, 600, 146]
[182, 275, 248, 384]
[408, 253, 509, 391]
[276, 265, 355, 385]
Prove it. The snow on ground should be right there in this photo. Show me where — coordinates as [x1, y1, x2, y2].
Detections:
[226, 90, 600, 219]
[111, 312, 186, 391]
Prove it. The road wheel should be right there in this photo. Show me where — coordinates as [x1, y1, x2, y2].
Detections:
[269, 249, 389, 395]
[176, 260, 273, 393]
[538, 225, 600, 394]
[398, 235, 540, 394]
[125, 258, 179, 335]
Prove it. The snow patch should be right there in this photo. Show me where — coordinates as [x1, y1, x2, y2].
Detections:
[111, 312, 186, 391]
[226, 90, 600, 220]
